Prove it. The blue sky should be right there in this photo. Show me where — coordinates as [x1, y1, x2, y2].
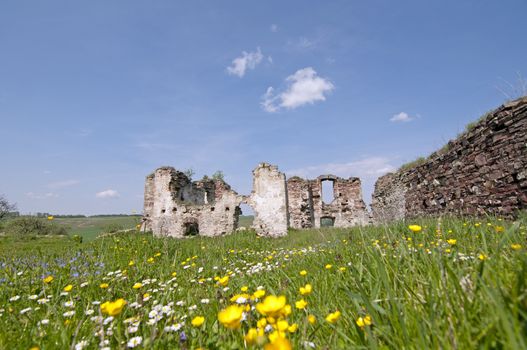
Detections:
[1, 0, 526, 215]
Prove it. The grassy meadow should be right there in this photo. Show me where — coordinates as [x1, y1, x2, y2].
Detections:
[0, 216, 526, 349]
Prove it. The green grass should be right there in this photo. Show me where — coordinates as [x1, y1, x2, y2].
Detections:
[0, 216, 526, 349]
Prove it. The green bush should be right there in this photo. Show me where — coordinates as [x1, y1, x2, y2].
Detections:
[5, 217, 67, 236]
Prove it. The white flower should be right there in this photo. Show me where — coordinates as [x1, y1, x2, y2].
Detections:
[91, 301, 101, 305]
[200, 299, 210, 304]
[188, 305, 197, 311]
[85, 309, 94, 316]
[127, 325, 139, 333]
[63, 311, 75, 317]
[103, 316, 114, 325]
[127, 336, 142, 348]
[304, 341, 316, 348]
[28, 295, 38, 300]
[60, 292, 69, 296]
[176, 300, 185, 307]
[39, 319, 50, 325]
[164, 323, 183, 332]
[235, 297, 247, 304]
[20, 307, 32, 314]
[9, 295, 20, 302]
[80, 282, 89, 288]
[64, 301, 75, 308]
[74, 340, 89, 350]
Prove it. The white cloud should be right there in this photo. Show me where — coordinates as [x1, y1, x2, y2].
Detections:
[96, 189, 120, 199]
[285, 157, 396, 205]
[47, 179, 80, 189]
[270, 24, 278, 32]
[261, 67, 334, 112]
[226, 47, 264, 78]
[26, 192, 59, 199]
[390, 112, 414, 123]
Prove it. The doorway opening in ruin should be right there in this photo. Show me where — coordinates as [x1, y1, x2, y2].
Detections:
[184, 221, 199, 236]
[320, 216, 335, 227]
[238, 203, 254, 229]
[321, 180, 335, 204]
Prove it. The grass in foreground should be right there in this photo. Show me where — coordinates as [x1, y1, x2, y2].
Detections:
[0, 216, 526, 349]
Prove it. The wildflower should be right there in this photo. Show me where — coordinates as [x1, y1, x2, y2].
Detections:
[356, 315, 372, 328]
[253, 289, 266, 299]
[132, 283, 142, 289]
[307, 314, 316, 324]
[264, 337, 292, 350]
[200, 298, 210, 304]
[63, 284, 73, 292]
[295, 299, 308, 309]
[478, 254, 488, 261]
[9, 296, 20, 302]
[64, 301, 74, 308]
[325, 264, 333, 269]
[511, 244, 522, 251]
[288, 323, 298, 333]
[218, 305, 244, 329]
[20, 307, 32, 314]
[447, 239, 457, 245]
[63, 311, 75, 318]
[256, 295, 287, 318]
[191, 316, 205, 327]
[244, 328, 260, 345]
[218, 275, 229, 286]
[325, 310, 341, 323]
[299, 284, 312, 296]
[495, 226, 505, 233]
[127, 336, 142, 348]
[339, 267, 347, 272]
[99, 283, 109, 289]
[100, 298, 126, 316]
[74, 340, 88, 350]
[43, 276, 53, 284]
[299, 270, 307, 276]
[128, 261, 135, 266]
[147, 257, 154, 263]
[408, 225, 422, 233]
[241, 286, 249, 292]
[47, 215, 54, 220]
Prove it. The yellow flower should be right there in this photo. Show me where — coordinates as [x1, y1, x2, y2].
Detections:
[288, 323, 298, 333]
[511, 244, 522, 251]
[29, 346, 40, 350]
[47, 215, 54, 221]
[447, 239, 457, 245]
[339, 267, 347, 272]
[307, 314, 317, 324]
[264, 336, 292, 350]
[478, 254, 488, 261]
[218, 275, 229, 286]
[100, 298, 126, 316]
[325, 310, 341, 323]
[325, 264, 332, 269]
[276, 320, 289, 331]
[128, 260, 135, 266]
[495, 226, 505, 233]
[154, 252, 161, 257]
[147, 257, 154, 263]
[299, 270, 307, 276]
[244, 328, 259, 345]
[356, 315, 372, 328]
[191, 316, 205, 327]
[63, 284, 73, 292]
[257, 318, 267, 328]
[252, 289, 266, 299]
[295, 299, 308, 309]
[218, 305, 244, 329]
[408, 225, 422, 233]
[132, 282, 142, 289]
[241, 286, 248, 292]
[299, 284, 312, 296]
[99, 283, 109, 289]
[171, 272, 177, 277]
[256, 295, 287, 318]
[43, 276, 53, 284]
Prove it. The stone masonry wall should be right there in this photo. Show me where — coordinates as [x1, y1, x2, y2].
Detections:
[287, 175, 370, 229]
[248, 163, 289, 237]
[372, 96, 527, 222]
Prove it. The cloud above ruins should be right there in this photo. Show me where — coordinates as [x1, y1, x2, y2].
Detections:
[261, 67, 334, 112]
[390, 112, 414, 123]
[95, 189, 120, 199]
[226, 47, 264, 78]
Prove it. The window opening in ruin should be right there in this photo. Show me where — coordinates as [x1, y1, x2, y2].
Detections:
[225, 206, 230, 211]
[184, 222, 199, 236]
[321, 180, 335, 204]
[172, 207, 177, 212]
[320, 217, 335, 227]
[161, 209, 166, 214]
[210, 206, 215, 211]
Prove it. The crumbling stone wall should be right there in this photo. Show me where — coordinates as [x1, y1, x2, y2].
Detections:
[287, 175, 370, 229]
[142, 167, 242, 237]
[248, 163, 289, 237]
[372, 96, 527, 222]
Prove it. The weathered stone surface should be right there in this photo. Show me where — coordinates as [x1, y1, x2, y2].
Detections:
[248, 163, 289, 237]
[142, 167, 243, 237]
[287, 174, 370, 228]
[372, 96, 527, 222]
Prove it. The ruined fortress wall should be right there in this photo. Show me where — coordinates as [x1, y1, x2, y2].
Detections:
[372, 96, 527, 222]
[287, 175, 370, 228]
[142, 167, 242, 237]
[249, 163, 289, 237]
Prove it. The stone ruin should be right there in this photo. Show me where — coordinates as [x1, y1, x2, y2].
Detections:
[287, 175, 370, 229]
[142, 163, 370, 238]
